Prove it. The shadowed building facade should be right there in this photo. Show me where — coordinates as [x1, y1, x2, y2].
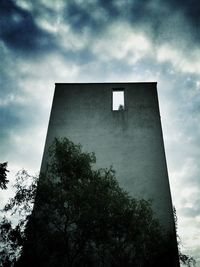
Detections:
[40, 82, 179, 266]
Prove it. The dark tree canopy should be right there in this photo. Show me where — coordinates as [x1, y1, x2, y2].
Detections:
[14, 138, 179, 267]
[0, 169, 38, 267]
[0, 162, 9, 189]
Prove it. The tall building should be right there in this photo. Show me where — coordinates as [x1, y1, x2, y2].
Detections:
[42, 82, 174, 230]
[38, 82, 179, 266]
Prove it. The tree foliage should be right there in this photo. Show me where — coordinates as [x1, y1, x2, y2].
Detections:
[0, 217, 23, 266]
[15, 138, 178, 267]
[0, 162, 9, 190]
[1, 138, 193, 266]
[173, 208, 196, 267]
[0, 170, 38, 267]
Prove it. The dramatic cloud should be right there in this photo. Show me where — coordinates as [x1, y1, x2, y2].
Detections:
[0, 0, 57, 55]
[0, 0, 200, 264]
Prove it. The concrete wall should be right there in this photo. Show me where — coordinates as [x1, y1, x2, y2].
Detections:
[41, 82, 175, 232]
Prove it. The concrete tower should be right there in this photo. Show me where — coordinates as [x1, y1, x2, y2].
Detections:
[40, 82, 179, 266]
[42, 83, 174, 229]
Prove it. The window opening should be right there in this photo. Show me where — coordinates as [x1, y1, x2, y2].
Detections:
[112, 90, 125, 111]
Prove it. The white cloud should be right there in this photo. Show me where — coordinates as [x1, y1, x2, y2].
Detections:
[39, 0, 65, 11]
[0, 93, 27, 107]
[35, 17, 61, 34]
[58, 24, 91, 51]
[91, 22, 153, 64]
[15, 0, 34, 11]
[157, 44, 200, 74]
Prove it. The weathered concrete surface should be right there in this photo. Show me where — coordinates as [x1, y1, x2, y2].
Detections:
[41, 82, 175, 232]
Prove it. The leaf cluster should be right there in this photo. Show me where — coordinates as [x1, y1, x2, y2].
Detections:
[173, 208, 196, 267]
[0, 217, 23, 267]
[3, 170, 38, 217]
[0, 162, 9, 190]
[0, 170, 38, 267]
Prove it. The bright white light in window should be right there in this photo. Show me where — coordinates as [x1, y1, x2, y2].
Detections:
[112, 91, 124, 111]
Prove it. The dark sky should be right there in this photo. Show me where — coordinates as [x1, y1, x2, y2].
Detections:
[0, 0, 200, 262]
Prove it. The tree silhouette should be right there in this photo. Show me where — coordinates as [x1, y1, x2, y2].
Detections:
[0, 162, 9, 189]
[13, 137, 179, 267]
[0, 170, 38, 267]
[174, 208, 196, 267]
[1, 139, 196, 266]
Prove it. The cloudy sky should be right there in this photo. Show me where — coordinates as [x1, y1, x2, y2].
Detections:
[0, 0, 200, 264]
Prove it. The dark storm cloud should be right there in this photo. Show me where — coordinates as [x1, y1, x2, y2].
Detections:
[62, 0, 150, 35]
[1, 0, 199, 60]
[0, 0, 56, 54]
[63, 0, 115, 33]
[167, 0, 200, 28]
[62, 0, 200, 45]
